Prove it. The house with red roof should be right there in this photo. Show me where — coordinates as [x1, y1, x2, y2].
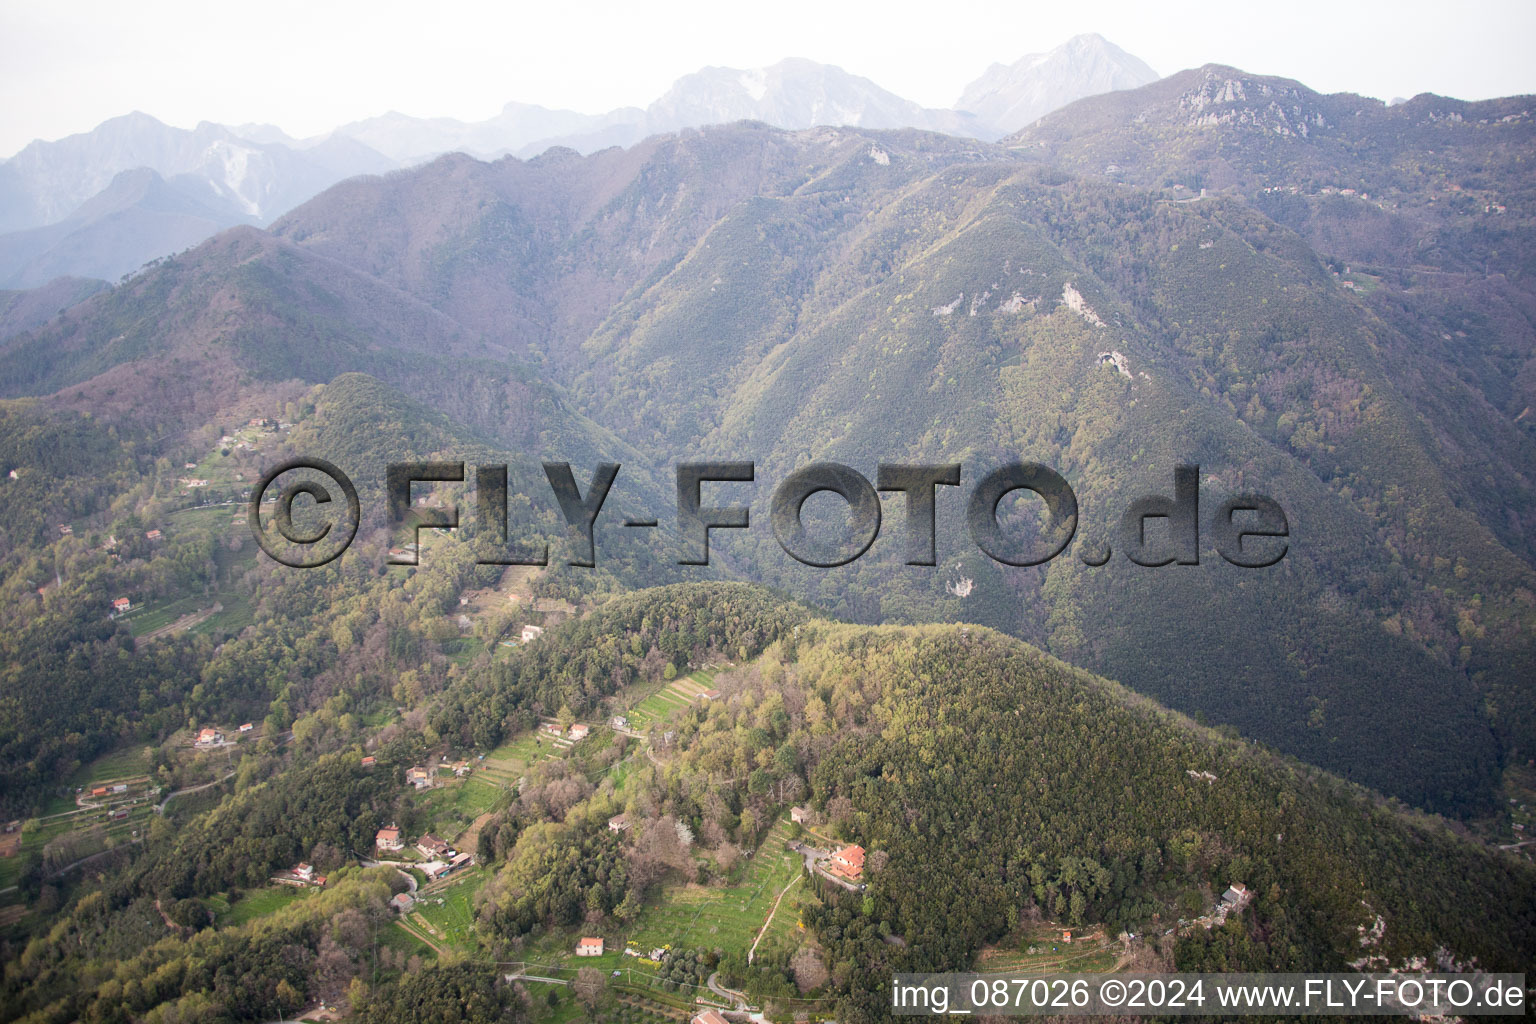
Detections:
[830, 844, 865, 881]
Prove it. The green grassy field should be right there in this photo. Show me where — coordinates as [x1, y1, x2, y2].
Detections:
[167, 504, 241, 529]
[486, 732, 566, 772]
[218, 885, 314, 927]
[456, 778, 505, 818]
[411, 777, 507, 840]
[120, 595, 207, 635]
[134, 505, 257, 639]
[753, 872, 814, 959]
[382, 917, 436, 958]
[626, 692, 687, 731]
[412, 869, 486, 951]
[624, 820, 801, 957]
[66, 745, 153, 788]
[196, 590, 254, 635]
[0, 850, 27, 889]
[439, 637, 483, 664]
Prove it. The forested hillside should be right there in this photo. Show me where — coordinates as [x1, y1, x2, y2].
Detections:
[3, 584, 1531, 1024]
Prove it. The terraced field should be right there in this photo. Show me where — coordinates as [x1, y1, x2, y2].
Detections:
[975, 924, 1123, 974]
[623, 670, 718, 733]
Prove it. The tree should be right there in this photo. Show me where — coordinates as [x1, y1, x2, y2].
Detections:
[791, 947, 829, 993]
[275, 978, 303, 1013]
[573, 966, 605, 1010]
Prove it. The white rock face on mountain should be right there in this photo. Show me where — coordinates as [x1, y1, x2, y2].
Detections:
[0, 112, 395, 234]
[0, 36, 1157, 282]
[958, 33, 1159, 135]
[0, 167, 257, 288]
[644, 58, 983, 138]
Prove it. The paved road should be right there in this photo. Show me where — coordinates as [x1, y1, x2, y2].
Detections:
[706, 972, 749, 1010]
[156, 769, 235, 814]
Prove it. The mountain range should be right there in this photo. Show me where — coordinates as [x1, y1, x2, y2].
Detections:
[2, 60, 1532, 821]
[0, 35, 1157, 287]
[2, 47, 1535, 1022]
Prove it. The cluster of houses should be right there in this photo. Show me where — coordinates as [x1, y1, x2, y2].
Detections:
[539, 721, 589, 741]
[374, 827, 475, 881]
[416, 833, 475, 881]
[404, 758, 474, 790]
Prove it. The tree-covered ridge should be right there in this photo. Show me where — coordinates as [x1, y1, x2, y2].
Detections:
[629, 615, 1535, 1021]
[433, 581, 816, 751]
[3, 583, 1532, 1023]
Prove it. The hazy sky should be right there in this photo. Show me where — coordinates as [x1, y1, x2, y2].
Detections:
[3, 0, 1534, 156]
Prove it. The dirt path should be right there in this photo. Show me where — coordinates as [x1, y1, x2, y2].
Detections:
[139, 603, 220, 642]
[157, 768, 235, 813]
[395, 916, 447, 956]
[747, 874, 800, 964]
[49, 839, 140, 879]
